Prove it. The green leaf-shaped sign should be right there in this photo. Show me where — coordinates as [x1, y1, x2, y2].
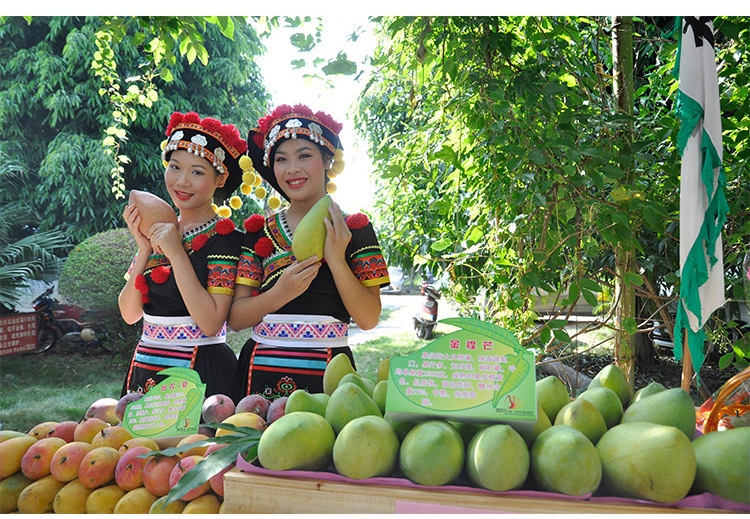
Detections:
[386, 318, 536, 429]
[121, 367, 205, 439]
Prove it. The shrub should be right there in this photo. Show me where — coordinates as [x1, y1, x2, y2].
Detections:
[58, 228, 137, 315]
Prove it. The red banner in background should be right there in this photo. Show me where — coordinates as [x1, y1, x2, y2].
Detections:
[0, 313, 37, 356]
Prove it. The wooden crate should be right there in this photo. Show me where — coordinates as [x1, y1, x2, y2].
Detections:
[223, 471, 731, 514]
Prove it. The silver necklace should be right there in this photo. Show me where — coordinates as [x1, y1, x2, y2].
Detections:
[183, 215, 220, 239]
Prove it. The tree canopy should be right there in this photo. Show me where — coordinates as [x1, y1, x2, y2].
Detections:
[0, 16, 270, 244]
[354, 16, 749, 372]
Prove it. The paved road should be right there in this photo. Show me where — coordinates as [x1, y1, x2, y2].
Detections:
[348, 293, 459, 345]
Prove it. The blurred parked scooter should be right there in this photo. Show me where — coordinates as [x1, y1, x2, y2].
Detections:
[413, 281, 441, 340]
[32, 285, 106, 353]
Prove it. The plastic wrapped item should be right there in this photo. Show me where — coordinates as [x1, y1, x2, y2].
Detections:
[696, 366, 750, 433]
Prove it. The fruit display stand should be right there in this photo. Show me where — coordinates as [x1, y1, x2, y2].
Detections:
[223, 459, 747, 514]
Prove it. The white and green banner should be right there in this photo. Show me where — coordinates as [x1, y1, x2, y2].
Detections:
[672, 17, 729, 380]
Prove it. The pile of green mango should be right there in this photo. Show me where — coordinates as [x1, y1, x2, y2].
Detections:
[254, 355, 749, 507]
[534, 364, 749, 504]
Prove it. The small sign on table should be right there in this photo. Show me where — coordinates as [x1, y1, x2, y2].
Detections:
[386, 317, 537, 431]
[120, 367, 205, 439]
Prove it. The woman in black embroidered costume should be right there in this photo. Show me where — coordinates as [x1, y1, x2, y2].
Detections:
[229, 104, 390, 401]
[119, 111, 249, 398]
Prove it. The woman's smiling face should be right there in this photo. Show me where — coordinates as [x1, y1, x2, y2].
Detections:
[273, 138, 329, 204]
[164, 149, 223, 212]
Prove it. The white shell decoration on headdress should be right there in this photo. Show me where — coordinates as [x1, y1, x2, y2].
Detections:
[171, 130, 184, 142]
[191, 134, 208, 146]
[308, 122, 323, 144]
[214, 147, 226, 162]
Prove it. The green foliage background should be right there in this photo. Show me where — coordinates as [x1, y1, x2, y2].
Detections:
[354, 16, 749, 370]
[58, 228, 138, 314]
[0, 16, 270, 245]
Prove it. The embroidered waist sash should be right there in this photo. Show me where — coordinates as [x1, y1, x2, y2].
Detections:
[141, 313, 227, 347]
[251, 314, 348, 349]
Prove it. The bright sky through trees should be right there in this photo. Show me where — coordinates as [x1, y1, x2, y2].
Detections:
[252, 15, 377, 214]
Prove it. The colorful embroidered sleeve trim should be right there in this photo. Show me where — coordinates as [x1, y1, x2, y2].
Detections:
[362, 276, 390, 288]
[267, 213, 292, 250]
[208, 286, 235, 296]
[235, 276, 261, 288]
[261, 252, 295, 290]
[351, 246, 389, 286]
[236, 245, 263, 287]
[207, 257, 238, 293]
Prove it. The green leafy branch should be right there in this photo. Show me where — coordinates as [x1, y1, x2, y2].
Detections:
[90, 16, 241, 199]
[137, 422, 262, 505]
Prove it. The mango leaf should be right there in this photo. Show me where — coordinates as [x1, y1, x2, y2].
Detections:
[623, 317, 638, 335]
[431, 238, 452, 252]
[137, 423, 263, 505]
[136, 425, 263, 460]
[322, 53, 357, 75]
[623, 271, 644, 286]
[539, 325, 551, 345]
[163, 439, 258, 505]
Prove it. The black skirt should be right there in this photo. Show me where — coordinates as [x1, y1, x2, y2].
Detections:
[122, 341, 237, 400]
[234, 338, 355, 402]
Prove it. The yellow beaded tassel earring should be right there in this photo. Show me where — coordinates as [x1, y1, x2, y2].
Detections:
[326, 148, 345, 194]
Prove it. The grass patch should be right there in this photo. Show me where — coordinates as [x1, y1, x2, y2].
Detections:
[353, 327, 455, 382]
[352, 331, 425, 382]
[378, 305, 397, 322]
[226, 328, 253, 354]
[0, 325, 443, 433]
[0, 352, 128, 433]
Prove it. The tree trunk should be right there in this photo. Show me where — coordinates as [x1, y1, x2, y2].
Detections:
[612, 16, 636, 388]
[634, 296, 656, 366]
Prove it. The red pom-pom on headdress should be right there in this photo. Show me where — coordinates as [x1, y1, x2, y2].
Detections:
[201, 117, 222, 133]
[216, 218, 235, 235]
[255, 237, 274, 258]
[315, 110, 343, 134]
[166, 112, 184, 136]
[272, 104, 293, 118]
[292, 104, 314, 117]
[346, 213, 370, 230]
[244, 214, 265, 233]
[184, 111, 201, 124]
[165, 112, 248, 156]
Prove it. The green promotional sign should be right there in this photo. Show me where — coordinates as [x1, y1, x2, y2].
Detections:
[386, 318, 536, 430]
[121, 367, 205, 439]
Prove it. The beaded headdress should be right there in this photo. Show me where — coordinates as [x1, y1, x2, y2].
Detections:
[246, 104, 345, 201]
[161, 111, 251, 203]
